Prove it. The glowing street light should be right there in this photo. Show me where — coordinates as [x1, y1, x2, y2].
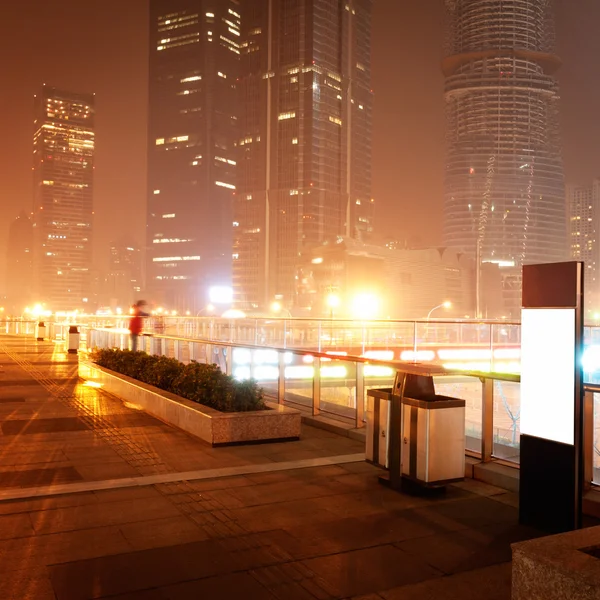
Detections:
[352, 293, 380, 320]
[326, 294, 341, 310]
[271, 301, 282, 314]
[426, 301, 452, 320]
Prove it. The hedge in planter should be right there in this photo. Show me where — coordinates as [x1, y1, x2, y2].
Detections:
[91, 348, 265, 413]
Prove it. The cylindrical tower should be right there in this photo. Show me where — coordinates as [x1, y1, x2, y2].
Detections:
[443, 0, 566, 268]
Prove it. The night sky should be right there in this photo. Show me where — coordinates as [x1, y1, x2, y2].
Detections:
[0, 0, 599, 285]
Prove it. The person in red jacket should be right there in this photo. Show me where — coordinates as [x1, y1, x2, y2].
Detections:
[129, 300, 148, 352]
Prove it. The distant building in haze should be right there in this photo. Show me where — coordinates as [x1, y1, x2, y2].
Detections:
[6, 211, 33, 314]
[234, 0, 374, 311]
[443, 0, 566, 315]
[32, 85, 95, 311]
[107, 239, 143, 310]
[296, 238, 507, 320]
[568, 180, 600, 317]
[147, 1, 241, 312]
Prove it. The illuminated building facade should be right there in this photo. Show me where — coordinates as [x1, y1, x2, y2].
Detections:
[234, 0, 374, 310]
[568, 181, 600, 316]
[147, 0, 241, 311]
[443, 1, 566, 273]
[32, 86, 95, 311]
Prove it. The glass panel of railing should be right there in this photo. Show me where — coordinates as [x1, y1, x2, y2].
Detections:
[363, 360, 395, 423]
[490, 323, 521, 375]
[283, 352, 313, 409]
[284, 320, 321, 351]
[492, 380, 521, 463]
[594, 392, 600, 486]
[435, 374, 482, 453]
[231, 347, 279, 401]
[319, 359, 357, 422]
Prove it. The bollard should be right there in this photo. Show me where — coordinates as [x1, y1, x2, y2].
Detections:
[36, 321, 46, 341]
[68, 325, 80, 354]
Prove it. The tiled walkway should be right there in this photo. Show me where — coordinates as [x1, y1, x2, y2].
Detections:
[0, 335, 539, 599]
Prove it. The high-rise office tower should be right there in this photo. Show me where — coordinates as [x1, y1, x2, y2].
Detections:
[6, 211, 33, 313]
[443, 1, 566, 273]
[568, 181, 600, 315]
[147, 1, 241, 311]
[32, 86, 95, 311]
[107, 239, 143, 309]
[234, 0, 374, 310]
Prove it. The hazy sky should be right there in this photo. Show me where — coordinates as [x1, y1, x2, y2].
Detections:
[0, 0, 599, 283]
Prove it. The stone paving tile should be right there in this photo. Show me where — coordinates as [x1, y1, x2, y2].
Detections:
[280, 511, 438, 560]
[119, 515, 209, 550]
[161, 571, 278, 600]
[1, 416, 91, 435]
[0, 465, 83, 489]
[223, 497, 340, 533]
[0, 491, 98, 515]
[0, 526, 132, 574]
[378, 562, 512, 600]
[394, 521, 541, 576]
[0, 565, 56, 600]
[29, 494, 183, 534]
[48, 539, 243, 600]
[301, 545, 443, 598]
[74, 461, 140, 481]
[0, 512, 35, 540]
[251, 561, 337, 600]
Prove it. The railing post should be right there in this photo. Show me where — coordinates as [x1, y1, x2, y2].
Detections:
[278, 352, 285, 405]
[413, 320, 417, 359]
[317, 323, 322, 353]
[355, 362, 365, 428]
[584, 390, 594, 490]
[313, 357, 321, 416]
[481, 377, 494, 462]
[489, 323, 494, 372]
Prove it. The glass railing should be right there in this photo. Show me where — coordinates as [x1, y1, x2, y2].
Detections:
[8, 319, 600, 486]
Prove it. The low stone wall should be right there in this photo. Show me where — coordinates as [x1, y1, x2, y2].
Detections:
[79, 361, 301, 446]
[512, 526, 600, 599]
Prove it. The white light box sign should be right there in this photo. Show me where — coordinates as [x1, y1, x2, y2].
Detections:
[520, 308, 576, 446]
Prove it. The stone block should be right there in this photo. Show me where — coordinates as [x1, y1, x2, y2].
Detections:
[512, 525, 600, 599]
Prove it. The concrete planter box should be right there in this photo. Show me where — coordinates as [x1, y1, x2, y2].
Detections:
[79, 361, 301, 446]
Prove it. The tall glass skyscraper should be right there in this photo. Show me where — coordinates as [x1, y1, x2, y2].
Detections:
[234, 0, 374, 310]
[32, 86, 95, 310]
[443, 0, 566, 271]
[147, 1, 241, 311]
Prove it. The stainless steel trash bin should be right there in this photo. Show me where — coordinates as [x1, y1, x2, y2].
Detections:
[366, 389, 393, 468]
[369, 368, 466, 490]
[400, 394, 465, 486]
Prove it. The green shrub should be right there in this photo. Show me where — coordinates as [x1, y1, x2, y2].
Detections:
[91, 348, 265, 413]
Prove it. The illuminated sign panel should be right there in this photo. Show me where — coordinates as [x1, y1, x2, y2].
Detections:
[520, 308, 575, 446]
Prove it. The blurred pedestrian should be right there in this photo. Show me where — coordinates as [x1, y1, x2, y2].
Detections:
[129, 300, 149, 352]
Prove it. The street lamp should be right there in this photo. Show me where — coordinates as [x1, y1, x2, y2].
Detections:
[197, 304, 215, 317]
[426, 301, 451, 320]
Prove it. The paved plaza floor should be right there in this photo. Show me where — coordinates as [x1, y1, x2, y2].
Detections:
[0, 336, 541, 599]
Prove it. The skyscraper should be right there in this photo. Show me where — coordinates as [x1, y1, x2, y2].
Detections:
[443, 1, 566, 273]
[6, 211, 33, 314]
[107, 239, 143, 309]
[32, 86, 95, 311]
[234, 0, 374, 310]
[568, 180, 600, 315]
[147, 1, 241, 311]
